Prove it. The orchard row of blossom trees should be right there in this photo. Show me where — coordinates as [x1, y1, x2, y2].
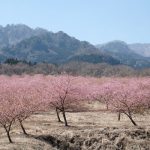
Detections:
[0, 75, 149, 143]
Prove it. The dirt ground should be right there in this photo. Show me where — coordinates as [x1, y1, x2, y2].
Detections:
[0, 103, 150, 150]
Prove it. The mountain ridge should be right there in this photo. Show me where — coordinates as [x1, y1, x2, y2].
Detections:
[0, 24, 150, 68]
[0, 24, 120, 65]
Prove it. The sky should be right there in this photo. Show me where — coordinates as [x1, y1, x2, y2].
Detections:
[0, 0, 150, 44]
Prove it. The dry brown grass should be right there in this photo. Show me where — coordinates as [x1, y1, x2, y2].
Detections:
[0, 102, 150, 150]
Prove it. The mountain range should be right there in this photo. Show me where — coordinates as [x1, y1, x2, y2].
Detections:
[0, 24, 150, 68]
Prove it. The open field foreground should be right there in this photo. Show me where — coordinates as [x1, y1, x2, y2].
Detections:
[0, 109, 150, 150]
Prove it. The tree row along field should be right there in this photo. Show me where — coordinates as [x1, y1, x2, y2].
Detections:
[0, 75, 149, 143]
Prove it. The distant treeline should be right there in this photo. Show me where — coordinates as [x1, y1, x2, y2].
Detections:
[0, 58, 150, 77]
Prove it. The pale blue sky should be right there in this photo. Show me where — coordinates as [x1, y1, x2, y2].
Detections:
[0, 0, 150, 44]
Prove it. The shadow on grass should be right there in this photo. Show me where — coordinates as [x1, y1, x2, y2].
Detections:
[26, 133, 70, 150]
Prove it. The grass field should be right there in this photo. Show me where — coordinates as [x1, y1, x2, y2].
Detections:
[0, 103, 150, 150]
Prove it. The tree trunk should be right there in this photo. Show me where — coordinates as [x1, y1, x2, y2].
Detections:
[56, 108, 62, 122]
[106, 103, 109, 110]
[124, 113, 137, 126]
[118, 112, 121, 121]
[4, 127, 13, 143]
[6, 130, 13, 143]
[62, 110, 68, 126]
[19, 121, 27, 135]
[128, 115, 137, 126]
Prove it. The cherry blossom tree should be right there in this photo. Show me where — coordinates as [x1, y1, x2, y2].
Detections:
[0, 75, 48, 141]
[45, 75, 88, 126]
[0, 77, 19, 143]
[109, 78, 150, 126]
[14, 75, 49, 135]
[88, 77, 150, 126]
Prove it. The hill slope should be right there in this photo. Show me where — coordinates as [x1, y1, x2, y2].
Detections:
[129, 43, 150, 57]
[97, 41, 150, 68]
